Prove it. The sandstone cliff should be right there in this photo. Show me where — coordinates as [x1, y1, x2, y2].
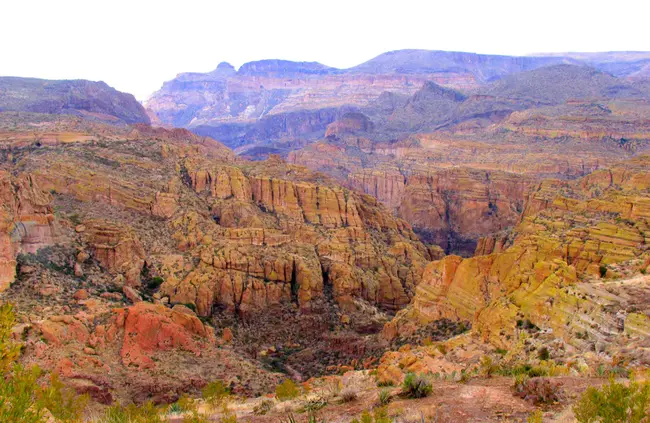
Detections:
[385, 156, 650, 357]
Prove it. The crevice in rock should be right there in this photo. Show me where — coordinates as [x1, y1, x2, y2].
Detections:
[290, 260, 299, 305]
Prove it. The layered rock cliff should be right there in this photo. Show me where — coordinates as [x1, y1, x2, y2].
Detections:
[0, 112, 433, 401]
[385, 156, 650, 355]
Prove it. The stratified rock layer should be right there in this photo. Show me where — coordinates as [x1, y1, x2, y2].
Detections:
[386, 156, 650, 354]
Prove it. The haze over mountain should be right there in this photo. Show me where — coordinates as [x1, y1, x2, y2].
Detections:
[0, 77, 150, 124]
[146, 49, 650, 150]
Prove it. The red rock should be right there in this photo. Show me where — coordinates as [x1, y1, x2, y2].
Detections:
[110, 302, 215, 369]
[221, 327, 233, 343]
[37, 315, 89, 346]
[73, 289, 90, 301]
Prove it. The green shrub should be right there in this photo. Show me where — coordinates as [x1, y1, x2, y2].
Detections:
[574, 377, 650, 423]
[378, 389, 392, 406]
[168, 402, 183, 415]
[0, 303, 21, 373]
[37, 373, 89, 422]
[402, 373, 433, 398]
[100, 402, 164, 423]
[479, 355, 498, 377]
[1, 302, 90, 423]
[376, 379, 394, 387]
[147, 276, 164, 290]
[353, 407, 391, 423]
[183, 410, 211, 423]
[0, 364, 46, 423]
[538, 347, 550, 361]
[276, 379, 300, 401]
[202, 380, 230, 406]
[253, 399, 274, 415]
[527, 409, 543, 423]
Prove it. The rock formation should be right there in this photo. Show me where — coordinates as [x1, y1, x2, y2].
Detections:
[385, 156, 650, 355]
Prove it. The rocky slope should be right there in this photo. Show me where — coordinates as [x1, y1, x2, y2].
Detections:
[0, 112, 433, 402]
[289, 122, 646, 255]
[384, 156, 650, 361]
[0, 77, 150, 124]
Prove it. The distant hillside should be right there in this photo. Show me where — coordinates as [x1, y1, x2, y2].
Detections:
[349, 49, 575, 81]
[477, 64, 649, 103]
[0, 77, 150, 124]
[146, 49, 650, 150]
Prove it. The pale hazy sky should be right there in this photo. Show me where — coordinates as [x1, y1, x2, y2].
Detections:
[2, 0, 649, 100]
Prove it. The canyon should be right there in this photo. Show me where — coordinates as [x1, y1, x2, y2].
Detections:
[2, 49, 650, 421]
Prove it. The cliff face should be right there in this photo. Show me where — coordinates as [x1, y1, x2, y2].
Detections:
[385, 156, 650, 354]
[0, 113, 434, 400]
[0, 77, 150, 124]
[347, 167, 531, 255]
[288, 129, 637, 255]
[0, 172, 55, 291]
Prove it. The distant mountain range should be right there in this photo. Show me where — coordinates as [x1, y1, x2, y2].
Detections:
[144, 50, 650, 152]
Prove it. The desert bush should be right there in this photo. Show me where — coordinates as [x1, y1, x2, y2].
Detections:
[573, 377, 650, 423]
[378, 389, 392, 406]
[300, 398, 328, 413]
[402, 373, 433, 398]
[182, 410, 211, 423]
[253, 399, 274, 415]
[498, 362, 549, 378]
[479, 355, 499, 377]
[514, 377, 564, 405]
[324, 379, 342, 398]
[353, 407, 391, 423]
[202, 379, 230, 407]
[100, 402, 164, 423]
[341, 387, 358, 402]
[37, 372, 89, 422]
[376, 379, 395, 387]
[276, 379, 300, 401]
[219, 410, 237, 423]
[538, 347, 550, 361]
[283, 414, 326, 423]
[527, 409, 543, 423]
[1, 302, 92, 423]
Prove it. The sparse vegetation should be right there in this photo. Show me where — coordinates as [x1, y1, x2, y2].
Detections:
[402, 373, 433, 398]
[574, 377, 650, 423]
[276, 379, 300, 401]
[352, 407, 391, 423]
[527, 409, 543, 423]
[202, 379, 230, 407]
[341, 387, 358, 402]
[538, 347, 550, 361]
[253, 399, 274, 415]
[514, 377, 564, 405]
[378, 389, 392, 406]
